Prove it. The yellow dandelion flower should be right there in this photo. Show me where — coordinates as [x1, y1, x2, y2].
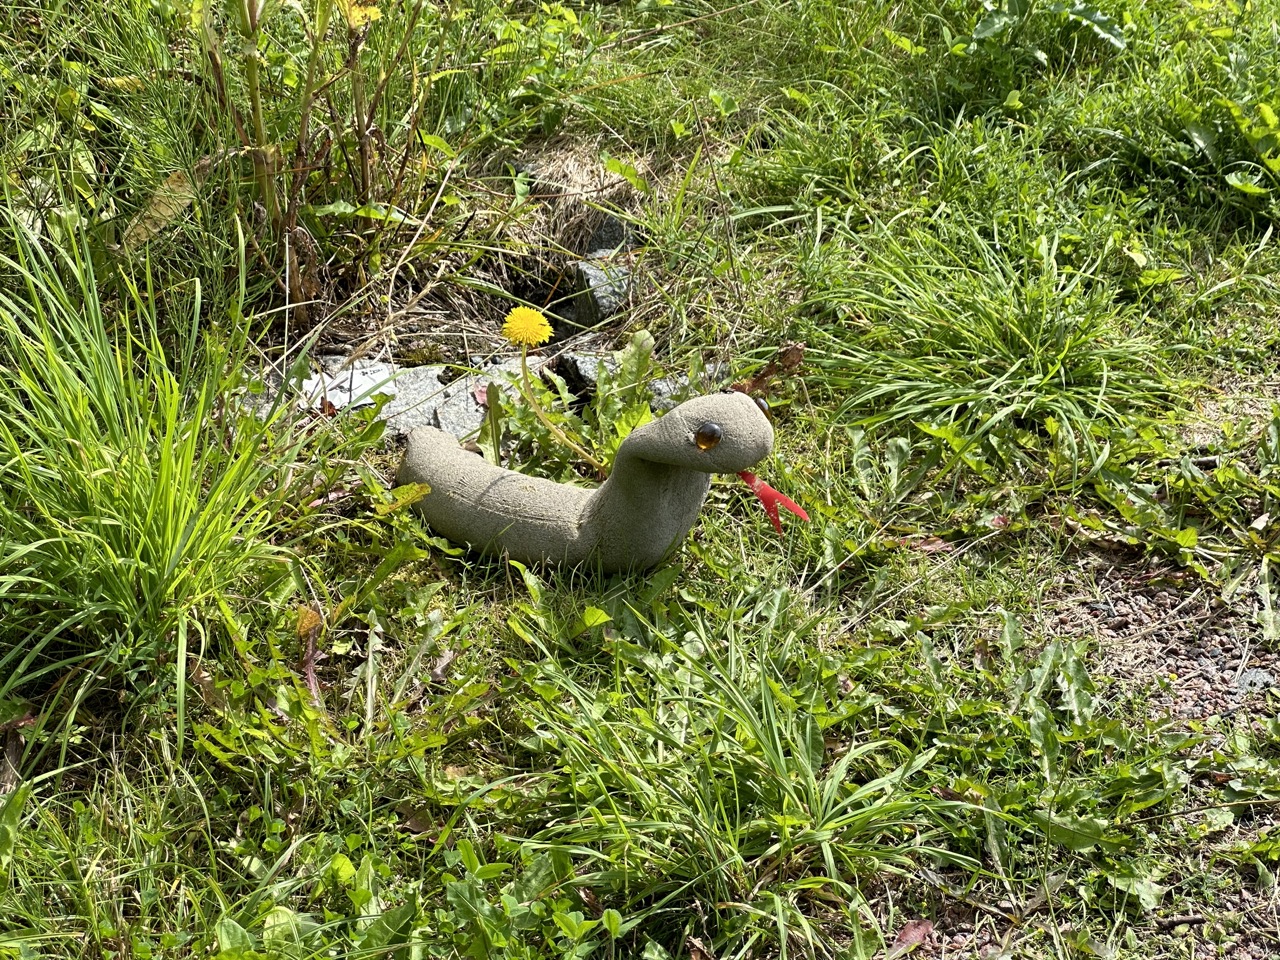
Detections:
[502, 306, 553, 348]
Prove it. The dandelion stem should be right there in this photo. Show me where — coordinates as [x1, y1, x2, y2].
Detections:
[519, 349, 606, 474]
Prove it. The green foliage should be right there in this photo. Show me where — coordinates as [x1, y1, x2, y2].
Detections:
[841, 599, 1233, 928]
[0, 217, 371, 743]
[969, 0, 1126, 54]
[729, 84, 891, 210]
[1071, 408, 1280, 579]
[500, 582, 974, 958]
[432, 842, 616, 959]
[0, 755, 435, 960]
[0, 0, 601, 292]
[482, 330, 659, 481]
[1223, 97, 1280, 196]
[179, 0, 597, 232]
[804, 220, 1183, 475]
[516, 641, 962, 956]
[0, 783, 30, 893]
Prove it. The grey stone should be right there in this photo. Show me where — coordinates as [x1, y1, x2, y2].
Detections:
[378, 365, 450, 435]
[1235, 668, 1276, 694]
[587, 214, 634, 254]
[297, 357, 452, 436]
[651, 362, 730, 411]
[571, 256, 631, 326]
[429, 381, 485, 439]
[553, 351, 617, 392]
[292, 356, 543, 439]
[268, 344, 729, 447]
[548, 352, 730, 411]
[424, 359, 526, 439]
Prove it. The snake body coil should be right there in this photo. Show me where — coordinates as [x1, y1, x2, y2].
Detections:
[397, 392, 774, 572]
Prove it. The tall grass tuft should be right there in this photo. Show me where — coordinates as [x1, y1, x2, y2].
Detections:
[805, 222, 1185, 473]
[0, 219, 317, 757]
[515, 594, 973, 959]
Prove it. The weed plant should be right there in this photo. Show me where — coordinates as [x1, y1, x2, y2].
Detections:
[0, 217, 365, 758]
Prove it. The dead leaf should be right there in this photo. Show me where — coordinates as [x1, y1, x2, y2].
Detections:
[99, 75, 144, 92]
[1252, 512, 1271, 531]
[0, 730, 20, 795]
[898, 535, 954, 554]
[374, 481, 432, 516]
[307, 487, 354, 509]
[974, 632, 993, 671]
[1020, 874, 1067, 916]
[429, 649, 459, 683]
[687, 937, 714, 960]
[122, 169, 196, 249]
[885, 919, 933, 960]
[578, 886, 602, 917]
[0, 700, 35, 733]
[733, 341, 806, 397]
[297, 605, 324, 640]
[120, 152, 243, 251]
[297, 605, 324, 706]
[774, 341, 805, 372]
[188, 663, 226, 711]
[397, 802, 439, 836]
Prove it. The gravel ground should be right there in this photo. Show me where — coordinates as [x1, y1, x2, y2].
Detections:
[883, 878, 1280, 958]
[861, 388, 1280, 956]
[1041, 557, 1278, 724]
[869, 551, 1280, 958]
[1030, 553, 1280, 959]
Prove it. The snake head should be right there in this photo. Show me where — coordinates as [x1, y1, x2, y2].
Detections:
[618, 391, 807, 535]
[620, 391, 774, 472]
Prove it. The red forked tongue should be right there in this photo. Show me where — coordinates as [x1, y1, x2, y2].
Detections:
[737, 471, 809, 534]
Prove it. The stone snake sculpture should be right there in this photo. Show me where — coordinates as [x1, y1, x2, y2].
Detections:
[397, 391, 807, 573]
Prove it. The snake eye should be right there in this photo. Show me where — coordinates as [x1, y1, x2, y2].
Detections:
[694, 422, 723, 450]
[754, 396, 771, 419]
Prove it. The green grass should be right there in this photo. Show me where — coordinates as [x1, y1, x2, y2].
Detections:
[5, 0, 1280, 958]
[0, 214, 377, 766]
[501, 586, 977, 957]
[804, 218, 1185, 473]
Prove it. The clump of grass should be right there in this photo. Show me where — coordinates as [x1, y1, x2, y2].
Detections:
[804, 220, 1186, 474]
[506, 590, 974, 959]
[0, 218, 337, 754]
